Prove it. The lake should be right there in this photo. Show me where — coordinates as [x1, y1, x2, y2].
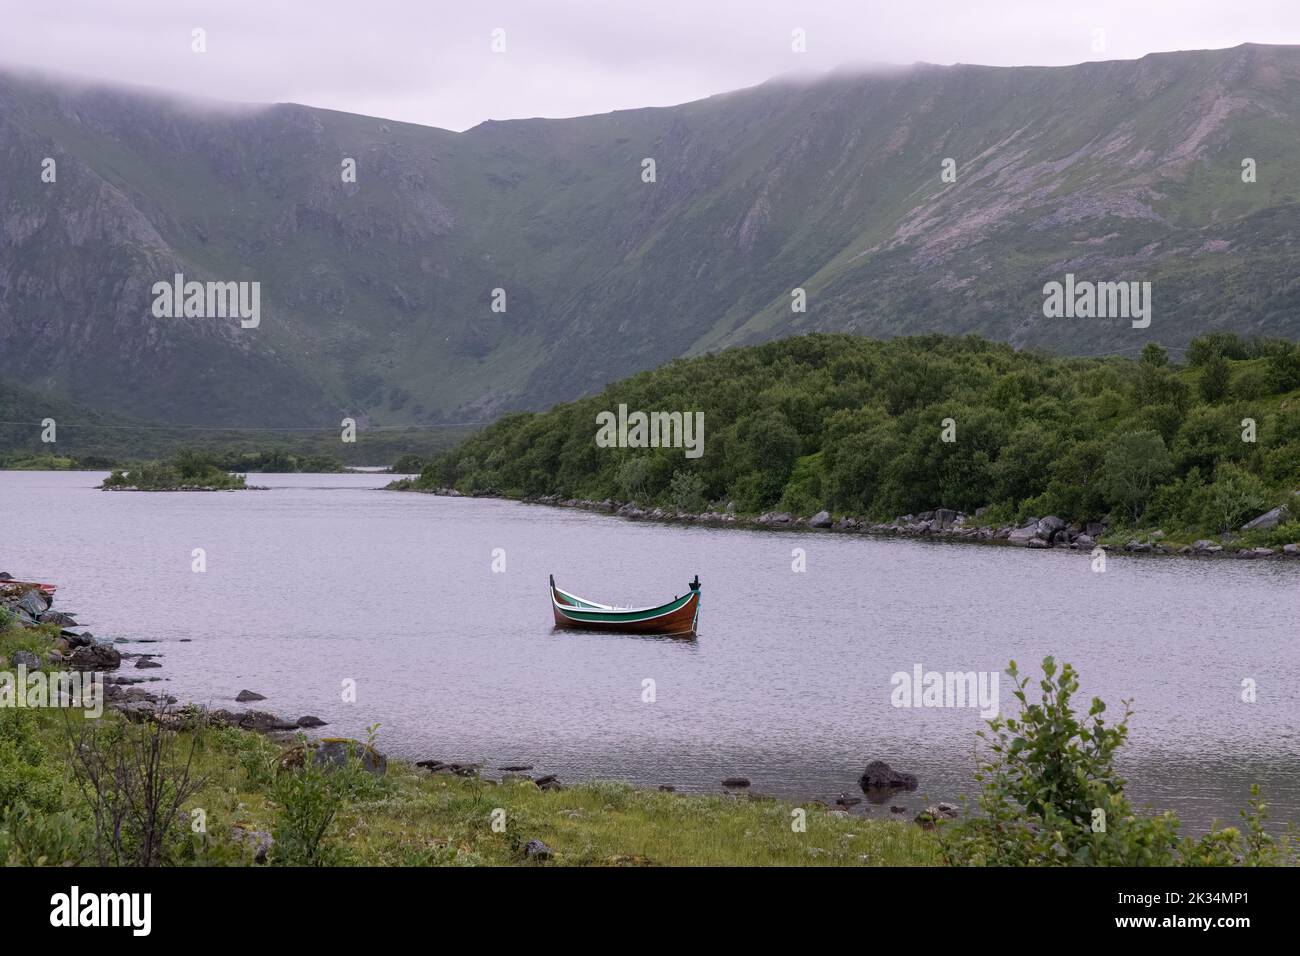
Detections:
[4, 470, 1298, 831]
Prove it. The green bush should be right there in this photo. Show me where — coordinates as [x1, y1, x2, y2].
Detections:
[1265, 345, 1300, 393]
[272, 755, 348, 866]
[0, 802, 85, 866]
[1197, 353, 1231, 403]
[940, 658, 1296, 867]
[0, 709, 66, 815]
[1232, 366, 1270, 401]
[777, 453, 824, 514]
[65, 716, 207, 866]
[615, 457, 651, 503]
[1100, 431, 1172, 523]
[1200, 464, 1273, 534]
[667, 470, 707, 513]
[271, 734, 385, 866]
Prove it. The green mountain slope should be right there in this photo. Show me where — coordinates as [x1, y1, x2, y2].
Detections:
[2, 44, 1299, 428]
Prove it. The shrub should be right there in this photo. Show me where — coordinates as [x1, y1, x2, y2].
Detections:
[941, 658, 1296, 867]
[615, 457, 651, 503]
[1264, 345, 1300, 393]
[1232, 366, 1270, 401]
[1200, 464, 1272, 533]
[667, 470, 707, 513]
[0, 709, 66, 815]
[64, 714, 206, 866]
[271, 753, 346, 866]
[0, 802, 86, 866]
[1100, 430, 1172, 523]
[1197, 353, 1231, 403]
[271, 734, 382, 866]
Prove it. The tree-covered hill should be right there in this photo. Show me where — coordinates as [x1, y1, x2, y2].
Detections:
[406, 333, 1300, 540]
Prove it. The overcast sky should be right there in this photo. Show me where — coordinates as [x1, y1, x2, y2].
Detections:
[2, 1, 1297, 130]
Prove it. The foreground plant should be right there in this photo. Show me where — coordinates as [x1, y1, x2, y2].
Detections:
[64, 713, 206, 867]
[941, 657, 1295, 866]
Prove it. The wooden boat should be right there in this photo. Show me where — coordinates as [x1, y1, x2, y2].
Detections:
[550, 574, 700, 637]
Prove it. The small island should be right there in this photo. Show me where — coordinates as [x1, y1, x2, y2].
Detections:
[101, 451, 255, 491]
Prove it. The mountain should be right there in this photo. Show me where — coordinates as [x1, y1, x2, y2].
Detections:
[3, 44, 1299, 428]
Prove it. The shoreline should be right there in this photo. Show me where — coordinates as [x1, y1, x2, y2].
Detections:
[0, 577, 949, 829]
[390, 485, 1300, 561]
[4, 571, 1293, 863]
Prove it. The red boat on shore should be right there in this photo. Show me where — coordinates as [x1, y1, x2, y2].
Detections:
[0, 579, 56, 597]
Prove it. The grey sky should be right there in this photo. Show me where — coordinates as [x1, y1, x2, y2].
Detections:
[2, 1, 1297, 130]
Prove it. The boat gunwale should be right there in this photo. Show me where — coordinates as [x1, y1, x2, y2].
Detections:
[550, 589, 696, 623]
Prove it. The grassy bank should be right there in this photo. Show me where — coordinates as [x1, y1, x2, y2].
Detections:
[3, 609, 1293, 868]
[0, 638, 939, 865]
[141, 724, 941, 867]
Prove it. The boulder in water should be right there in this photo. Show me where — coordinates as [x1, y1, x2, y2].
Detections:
[68, 643, 122, 670]
[859, 760, 918, 792]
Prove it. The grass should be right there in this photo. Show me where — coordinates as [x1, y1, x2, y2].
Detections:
[5, 616, 1293, 867]
[197, 740, 940, 866]
[4, 708, 941, 867]
[0, 615, 60, 662]
[1, 617, 939, 867]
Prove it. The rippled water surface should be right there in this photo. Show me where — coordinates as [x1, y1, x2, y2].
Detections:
[5, 470, 1298, 830]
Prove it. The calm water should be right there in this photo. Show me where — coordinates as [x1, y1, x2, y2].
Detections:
[4, 470, 1298, 831]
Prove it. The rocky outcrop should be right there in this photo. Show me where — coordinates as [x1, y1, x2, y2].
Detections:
[1007, 522, 1040, 544]
[312, 738, 388, 775]
[915, 803, 960, 828]
[417, 759, 482, 777]
[207, 709, 300, 733]
[230, 825, 274, 864]
[523, 839, 554, 861]
[1036, 516, 1067, 540]
[9, 650, 40, 670]
[68, 643, 123, 670]
[504, 496, 1300, 562]
[1241, 506, 1289, 531]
